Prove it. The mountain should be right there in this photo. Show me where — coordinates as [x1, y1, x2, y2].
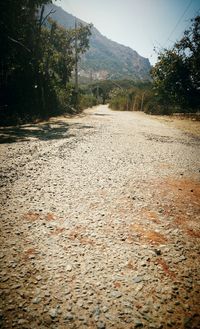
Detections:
[42, 4, 151, 81]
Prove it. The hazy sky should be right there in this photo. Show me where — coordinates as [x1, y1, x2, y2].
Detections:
[53, 0, 200, 64]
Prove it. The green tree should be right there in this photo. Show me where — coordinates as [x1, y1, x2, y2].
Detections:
[40, 19, 91, 112]
[0, 0, 52, 118]
[175, 15, 200, 109]
[151, 15, 200, 113]
[0, 1, 91, 122]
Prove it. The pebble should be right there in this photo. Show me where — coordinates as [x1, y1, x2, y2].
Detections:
[154, 249, 161, 256]
[49, 308, 58, 318]
[111, 291, 122, 298]
[133, 276, 144, 283]
[97, 321, 106, 329]
[32, 296, 41, 304]
[134, 320, 144, 328]
[66, 265, 72, 271]
[64, 313, 74, 321]
[18, 319, 28, 325]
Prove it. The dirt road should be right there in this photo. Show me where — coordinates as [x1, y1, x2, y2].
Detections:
[0, 105, 200, 329]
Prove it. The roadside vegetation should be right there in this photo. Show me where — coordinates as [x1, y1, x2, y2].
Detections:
[0, 0, 91, 125]
[109, 15, 200, 115]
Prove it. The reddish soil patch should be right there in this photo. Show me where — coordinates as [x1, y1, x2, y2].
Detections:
[113, 281, 121, 288]
[125, 260, 137, 270]
[23, 212, 40, 221]
[159, 177, 200, 202]
[143, 230, 167, 244]
[68, 226, 95, 245]
[129, 224, 168, 245]
[23, 247, 38, 260]
[45, 213, 57, 221]
[155, 177, 200, 238]
[50, 227, 65, 236]
[140, 209, 161, 224]
[68, 225, 86, 240]
[23, 212, 58, 222]
[155, 257, 175, 279]
[79, 237, 95, 246]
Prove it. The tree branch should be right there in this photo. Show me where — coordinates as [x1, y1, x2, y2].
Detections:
[8, 36, 31, 52]
[41, 9, 56, 26]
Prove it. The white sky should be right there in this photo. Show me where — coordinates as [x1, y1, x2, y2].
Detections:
[53, 0, 200, 64]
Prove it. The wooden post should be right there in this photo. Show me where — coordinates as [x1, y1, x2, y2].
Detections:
[74, 19, 79, 110]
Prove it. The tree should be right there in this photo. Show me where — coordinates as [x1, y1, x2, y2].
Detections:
[151, 50, 191, 112]
[0, 0, 52, 118]
[0, 1, 91, 122]
[41, 19, 91, 112]
[151, 15, 200, 113]
[175, 15, 200, 109]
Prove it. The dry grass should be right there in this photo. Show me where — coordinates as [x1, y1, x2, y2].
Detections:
[152, 115, 200, 137]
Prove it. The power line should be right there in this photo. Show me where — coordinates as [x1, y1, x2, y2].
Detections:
[176, 7, 200, 40]
[165, 0, 193, 47]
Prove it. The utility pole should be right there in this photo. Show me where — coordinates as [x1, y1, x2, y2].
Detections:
[97, 85, 99, 102]
[140, 92, 145, 111]
[126, 92, 129, 111]
[74, 19, 78, 110]
[133, 95, 139, 111]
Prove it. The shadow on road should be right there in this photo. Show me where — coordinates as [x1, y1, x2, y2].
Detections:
[93, 113, 110, 117]
[0, 121, 94, 144]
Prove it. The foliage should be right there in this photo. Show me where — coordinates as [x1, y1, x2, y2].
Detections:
[0, 0, 91, 123]
[109, 83, 151, 112]
[151, 15, 200, 114]
[79, 94, 97, 110]
[82, 79, 150, 108]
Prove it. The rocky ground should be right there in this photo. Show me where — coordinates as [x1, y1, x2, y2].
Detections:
[0, 105, 200, 329]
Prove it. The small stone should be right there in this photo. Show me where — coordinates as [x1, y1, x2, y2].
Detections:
[167, 320, 173, 327]
[93, 306, 101, 316]
[36, 275, 42, 281]
[134, 320, 144, 328]
[111, 291, 122, 298]
[1, 276, 9, 282]
[66, 265, 72, 272]
[49, 308, 58, 318]
[97, 321, 106, 329]
[154, 249, 161, 256]
[102, 306, 109, 313]
[77, 300, 83, 307]
[133, 276, 143, 283]
[18, 319, 28, 325]
[32, 296, 41, 304]
[45, 291, 51, 297]
[141, 306, 150, 314]
[11, 284, 21, 289]
[64, 313, 74, 321]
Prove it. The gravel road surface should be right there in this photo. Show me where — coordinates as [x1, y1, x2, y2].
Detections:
[0, 105, 200, 329]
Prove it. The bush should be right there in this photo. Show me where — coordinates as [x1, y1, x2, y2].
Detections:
[109, 95, 128, 111]
[79, 94, 97, 110]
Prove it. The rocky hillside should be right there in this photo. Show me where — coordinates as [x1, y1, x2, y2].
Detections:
[43, 4, 151, 81]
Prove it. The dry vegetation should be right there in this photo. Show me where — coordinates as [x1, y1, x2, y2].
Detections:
[152, 114, 200, 137]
